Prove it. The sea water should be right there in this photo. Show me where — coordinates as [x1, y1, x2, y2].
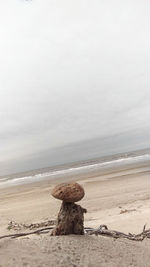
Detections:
[0, 153, 150, 188]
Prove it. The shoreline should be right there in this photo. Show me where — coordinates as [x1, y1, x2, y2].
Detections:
[0, 158, 150, 189]
[0, 151, 150, 189]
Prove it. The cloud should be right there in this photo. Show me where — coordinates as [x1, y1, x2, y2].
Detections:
[0, 0, 150, 174]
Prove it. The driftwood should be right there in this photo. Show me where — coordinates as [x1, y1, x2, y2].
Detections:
[0, 224, 150, 241]
[0, 227, 54, 240]
[85, 224, 148, 241]
[51, 202, 87, 236]
[7, 220, 56, 231]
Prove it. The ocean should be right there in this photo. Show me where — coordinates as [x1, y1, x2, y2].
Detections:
[0, 149, 150, 188]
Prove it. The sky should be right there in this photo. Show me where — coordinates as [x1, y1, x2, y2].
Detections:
[0, 0, 150, 175]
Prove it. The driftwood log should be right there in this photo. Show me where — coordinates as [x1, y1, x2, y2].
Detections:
[51, 201, 87, 236]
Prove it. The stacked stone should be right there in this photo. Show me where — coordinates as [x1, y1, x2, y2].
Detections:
[51, 183, 86, 236]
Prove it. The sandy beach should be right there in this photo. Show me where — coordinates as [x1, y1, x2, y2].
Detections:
[0, 164, 150, 266]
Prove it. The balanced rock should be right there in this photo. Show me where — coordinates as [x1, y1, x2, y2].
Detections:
[51, 183, 85, 202]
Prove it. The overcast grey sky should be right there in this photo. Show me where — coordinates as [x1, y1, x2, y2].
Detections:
[0, 0, 150, 175]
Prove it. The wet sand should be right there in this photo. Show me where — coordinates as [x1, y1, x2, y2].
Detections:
[0, 164, 150, 266]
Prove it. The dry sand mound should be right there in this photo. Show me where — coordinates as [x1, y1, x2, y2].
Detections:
[0, 235, 150, 267]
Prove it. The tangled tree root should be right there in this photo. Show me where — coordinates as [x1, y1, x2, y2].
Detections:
[0, 224, 150, 241]
[85, 224, 148, 241]
[7, 220, 56, 231]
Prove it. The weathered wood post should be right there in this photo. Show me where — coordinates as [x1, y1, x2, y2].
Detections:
[51, 183, 87, 235]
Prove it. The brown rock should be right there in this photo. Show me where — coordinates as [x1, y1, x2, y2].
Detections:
[51, 183, 85, 202]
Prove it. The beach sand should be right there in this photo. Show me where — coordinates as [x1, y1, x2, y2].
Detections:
[0, 165, 150, 266]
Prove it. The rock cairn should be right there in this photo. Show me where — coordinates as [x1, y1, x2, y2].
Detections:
[51, 183, 87, 236]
